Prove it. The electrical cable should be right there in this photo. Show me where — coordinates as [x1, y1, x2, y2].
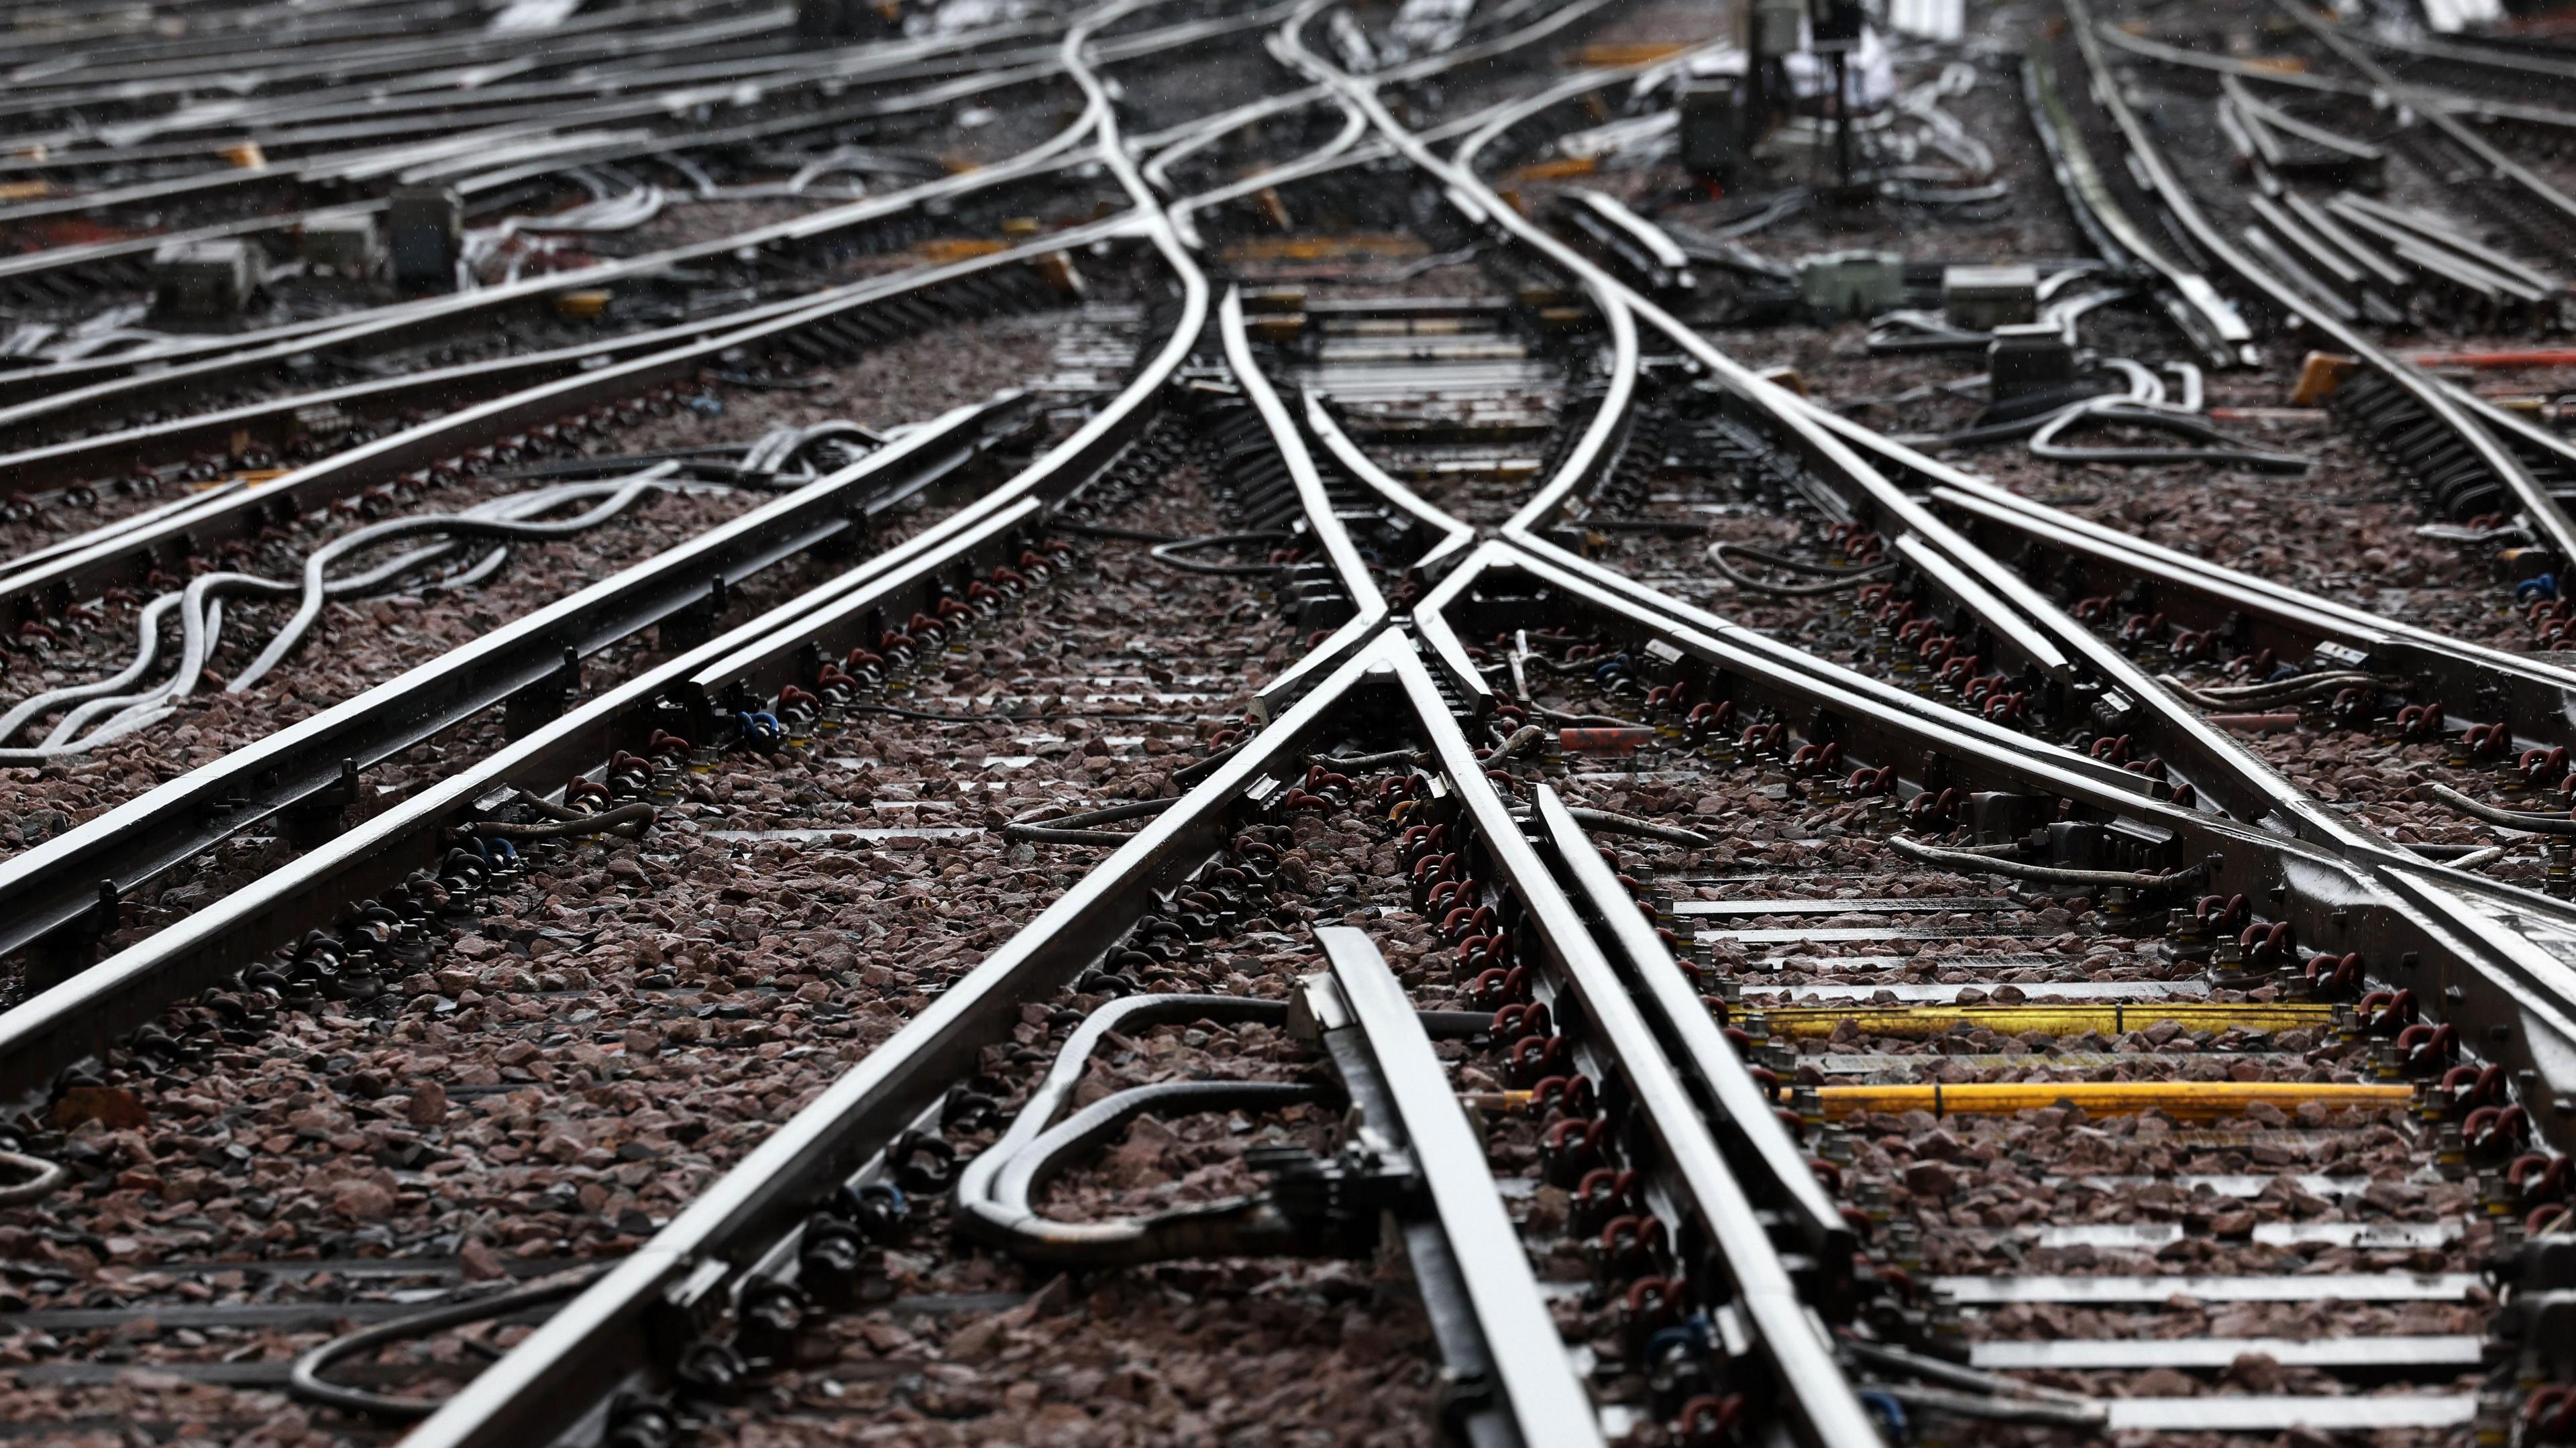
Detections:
[1002, 796, 1176, 844]
[455, 801, 657, 842]
[2153, 671, 2394, 710]
[231, 471, 676, 692]
[1886, 834, 2209, 891]
[844, 702, 1035, 724]
[1146, 531, 1291, 575]
[0, 1148, 66, 1207]
[953, 995, 1307, 1265]
[288, 1270, 610, 1418]
[1564, 805, 1713, 849]
[1051, 519, 1178, 542]
[2424, 782, 2576, 835]
[1709, 541, 1895, 595]
[2028, 400, 2314, 471]
[0, 472, 692, 756]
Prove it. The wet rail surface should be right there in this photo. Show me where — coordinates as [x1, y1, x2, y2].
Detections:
[9, 2, 2576, 1447]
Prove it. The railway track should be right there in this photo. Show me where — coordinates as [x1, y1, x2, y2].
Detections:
[13, 1, 2576, 1445]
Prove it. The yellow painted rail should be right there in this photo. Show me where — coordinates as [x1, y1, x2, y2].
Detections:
[1757, 1003, 2338, 1040]
[1817, 1080, 2411, 1121]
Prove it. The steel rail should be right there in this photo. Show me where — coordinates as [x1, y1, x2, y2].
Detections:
[0, 395, 1032, 986]
[2047, 0, 2576, 574]
[386, 579, 1411, 1448]
[0, 0, 472, 60]
[0, 208, 1115, 618]
[186, 23, 1176, 1439]
[0, 76, 920, 231]
[0, 478, 1048, 1106]
[1440, 81, 2064, 700]
[0, 229, 1081, 503]
[0, 25, 1159, 410]
[1415, 540, 2149, 803]
[1752, 388, 2576, 778]
[1310, 928, 1604, 1448]
[4, 0, 733, 70]
[1218, 287, 1393, 714]
[21, 5, 1199, 180]
[0, 145, 1092, 502]
[1141, 88, 1348, 194]
[1415, 533, 2147, 799]
[1150, 0, 1629, 236]
[1319, 37, 2359, 849]
[1383, 641, 1882, 1448]
[1548, 186, 2576, 919]
[1487, 487, 2576, 938]
[0, 5, 1215, 1087]
[557, 104, 1209, 785]
[0, 0, 753, 85]
[0, 115, 1093, 416]
[15, 8, 2555, 1432]
[0, 0, 1434, 427]
[1921, 465, 2576, 750]
[1411, 536, 2576, 1157]
[0, 78, 793, 205]
[0, 3, 794, 127]
[0, 0, 1229, 1023]
[0, 4, 1291, 592]
[1301, 391, 1480, 579]
[1529, 785, 1851, 1266]
[22, 11, 2571, 1443]
[2306, 3, 2576, 236]
[0, 25, 1040, 169]
[2018, 39, 2253, 366]
[0, 0, 1279, 404]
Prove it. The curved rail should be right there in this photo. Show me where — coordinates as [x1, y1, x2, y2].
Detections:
[2048, 0, 2576, 572]
[1280, 11, 2377, 854]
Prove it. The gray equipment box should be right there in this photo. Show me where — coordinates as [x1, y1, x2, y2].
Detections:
[388, 184, 464, 289]
[1750, 0, 1804, 54]
[1989, 321, 2076, 400]
[302, 214, 380, 274]
[1678, 78, 1741, 180]
[153, 239, 255, 317]
[1797, 250, 1904, 319]
[1943, 264, 2040, 331]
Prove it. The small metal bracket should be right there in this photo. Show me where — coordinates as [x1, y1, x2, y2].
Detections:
[503, 648, 582, 740]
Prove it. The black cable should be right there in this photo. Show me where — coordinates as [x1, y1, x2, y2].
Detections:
[455, 802, 657, 842]
[1051, 520, 1179, 543]
[1714, 542, 1884, 576]
[846, 702, 1034, 724]
[1002, 797, 1176, 844]
[1708, 542, 1894, 596]
[2424, 782, 2576, 836]
[1575, 517, 1709, 536]
[1308, 746, 1426, 771]
[0, 1148, 65, 1206]
[957, 995, 1500, 1268]
[1564, 806, 1712, 849]
[1170, 736, 1249, 788]
[1888, 835, 2210, 891]
[2030, 402, 2313, 471]
[709, 370, 831, 390]
[1146, 531, 1289, 575]
[289, 1270, 609, 1418]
